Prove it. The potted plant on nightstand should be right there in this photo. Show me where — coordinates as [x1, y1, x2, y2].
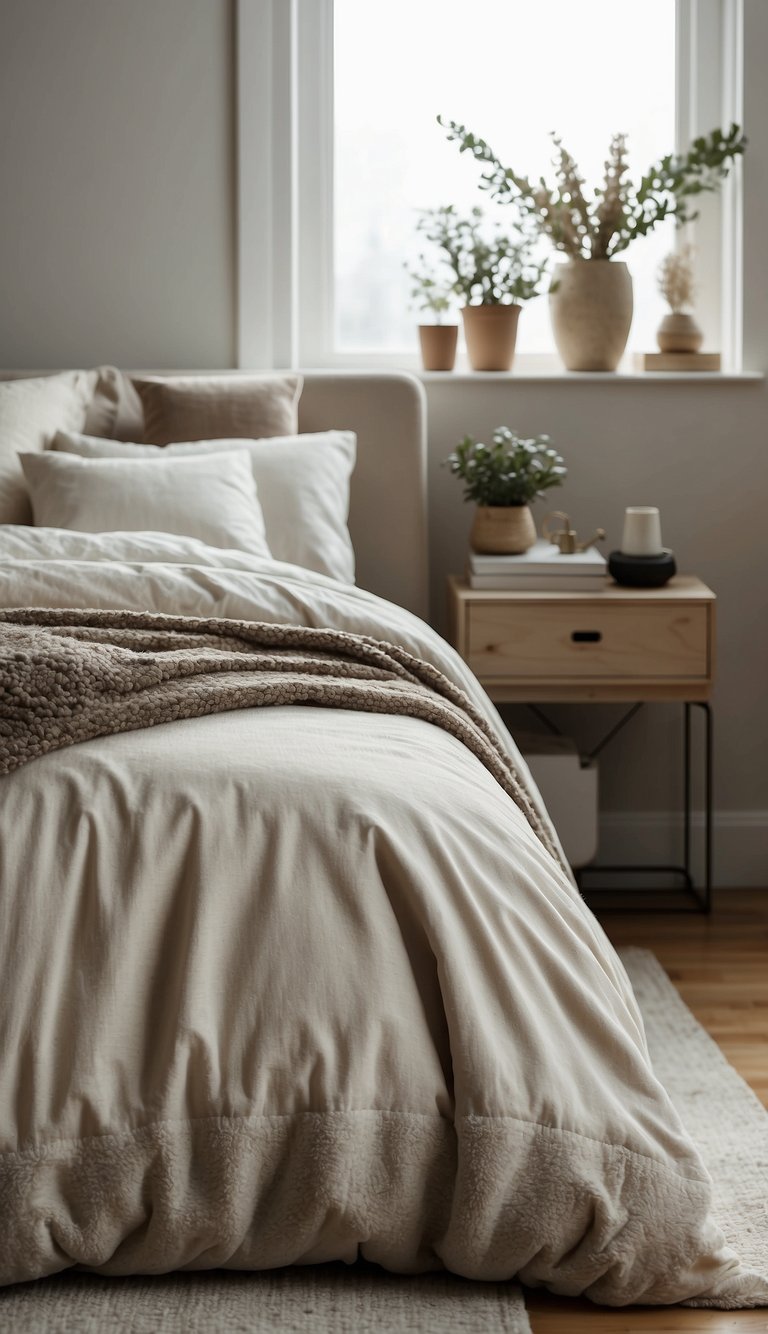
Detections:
[446, 427, 567, 554]
[438, 118, 746, 371]
[415, 205, 548, 370]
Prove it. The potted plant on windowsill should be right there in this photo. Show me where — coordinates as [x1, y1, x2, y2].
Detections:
[446, 427, 567, 554]
[415, 205, 548, 371]
[438, 119, 746, 372]
[405, 266, 458, 371]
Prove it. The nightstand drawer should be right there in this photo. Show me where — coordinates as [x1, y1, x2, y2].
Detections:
[467, 601, 710, 681]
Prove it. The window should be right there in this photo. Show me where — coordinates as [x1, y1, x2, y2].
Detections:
[237, 0, 743, 371]
[333, 0, 676, 358]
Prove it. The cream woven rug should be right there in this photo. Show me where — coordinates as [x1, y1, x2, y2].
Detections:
[1, 948, 766, 1331]
[0, 1265, 529, 1333]
[619, 946, 768, 1289]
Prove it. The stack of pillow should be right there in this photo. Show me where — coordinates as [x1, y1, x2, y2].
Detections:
[0, 368, 356, 584]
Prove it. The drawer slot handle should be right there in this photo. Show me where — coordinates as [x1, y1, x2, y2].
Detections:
[571, 630, 602, 643]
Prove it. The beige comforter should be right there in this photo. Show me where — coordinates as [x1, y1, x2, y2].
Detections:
[0, 527, 765, 1307]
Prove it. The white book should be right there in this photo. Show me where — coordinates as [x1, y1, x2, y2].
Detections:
[468, 571, 608, 592]
[469, 539, 606, 576]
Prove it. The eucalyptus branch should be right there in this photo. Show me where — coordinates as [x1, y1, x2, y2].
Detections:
[438, 117, 747, 261]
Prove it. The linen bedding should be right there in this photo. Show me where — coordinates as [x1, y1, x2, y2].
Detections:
[0, 526, 765, 1308]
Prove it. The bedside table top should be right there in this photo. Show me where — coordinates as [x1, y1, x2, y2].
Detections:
[448, 574, 716, 603]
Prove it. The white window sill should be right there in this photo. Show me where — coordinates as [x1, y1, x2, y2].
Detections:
[418, 370, 764, 383]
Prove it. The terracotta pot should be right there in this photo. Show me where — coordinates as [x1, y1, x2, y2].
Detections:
[549, 259, 633, 371]
[461, 304, 521, 372]
[470, 504, 537, 555]
[418, 324, 458, 371]
[656, 311, 704, 353]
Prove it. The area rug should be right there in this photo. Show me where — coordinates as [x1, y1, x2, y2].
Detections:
[0, 1262, 530, 1333]
[2, 949, 766, 1331]
[619, 946, 768, 1300]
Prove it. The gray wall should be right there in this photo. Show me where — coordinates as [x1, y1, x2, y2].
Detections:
[0, 0, 235, 368]
[0, 0, 766, 883]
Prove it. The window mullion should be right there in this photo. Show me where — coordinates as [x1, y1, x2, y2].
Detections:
[677, 0, 724, 359]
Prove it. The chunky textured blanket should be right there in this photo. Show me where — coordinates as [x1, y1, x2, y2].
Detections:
[0, 607, 564, 871]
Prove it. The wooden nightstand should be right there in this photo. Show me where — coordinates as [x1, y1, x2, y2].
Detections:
[448, 575, 716, 910]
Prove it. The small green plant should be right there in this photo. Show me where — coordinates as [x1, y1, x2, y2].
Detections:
[415, 205, 548, 306]
[446, 428, 566, 507]
[437, 119, 747, 260]
[405, 264, 454, 322]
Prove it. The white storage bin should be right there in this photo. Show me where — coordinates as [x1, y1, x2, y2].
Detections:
[517, 732, 598, 869]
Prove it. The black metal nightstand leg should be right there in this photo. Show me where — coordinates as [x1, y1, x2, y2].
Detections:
[577, 699, 714, 914]
[682, 702, 714, 913]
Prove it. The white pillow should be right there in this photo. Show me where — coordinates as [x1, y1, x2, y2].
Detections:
[20, 449, 272, 558]
[52, 430, 357, 584]
[0, 371, 95, 524]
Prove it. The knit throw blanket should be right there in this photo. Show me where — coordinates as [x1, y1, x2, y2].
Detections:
[0, 607, 564, 870]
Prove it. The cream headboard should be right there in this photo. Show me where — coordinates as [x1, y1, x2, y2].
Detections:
[299, 372, 428, 619]
[0, 369, 429, 620]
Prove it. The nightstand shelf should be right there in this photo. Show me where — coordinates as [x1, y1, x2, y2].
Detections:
[448, 575, 716, 912]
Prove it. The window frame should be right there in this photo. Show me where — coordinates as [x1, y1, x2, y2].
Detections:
[236, 0, 744, 372]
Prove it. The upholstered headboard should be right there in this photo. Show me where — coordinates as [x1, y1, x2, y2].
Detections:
[0, 369, 429, 619]
[298, 372, 427, 618]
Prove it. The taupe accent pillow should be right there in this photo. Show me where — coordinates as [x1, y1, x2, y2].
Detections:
[84, 366, 144, 441]
[20, 449, 272, 557]
[53, 429, 357, 584]
[0, 371, 96, 524]
[133, 374, 303, 446]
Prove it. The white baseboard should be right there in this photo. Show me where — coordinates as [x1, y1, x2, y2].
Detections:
[597, 811, 768, 888]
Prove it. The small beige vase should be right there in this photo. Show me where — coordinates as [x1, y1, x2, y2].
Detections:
[462, 304, 521, 372]
[549, 259, 633, 371]
[470, 504, 537, 554]
[418, 324, 458, 371]
[656, 312, 704, 353]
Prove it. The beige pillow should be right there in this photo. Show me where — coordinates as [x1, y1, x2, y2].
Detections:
[0, 372, 95, 524]
[53, 429, 356, 583]
[20, 449, 272, 557]
[84, 366, 145, 441]
[133, 373, 303, 446]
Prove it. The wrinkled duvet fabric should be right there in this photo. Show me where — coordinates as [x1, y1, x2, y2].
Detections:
[0, 526, 765, 1306]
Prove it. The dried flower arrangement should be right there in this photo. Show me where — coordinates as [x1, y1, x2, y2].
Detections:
[657, 245, 696, 313]
[437, 120, 746, 260]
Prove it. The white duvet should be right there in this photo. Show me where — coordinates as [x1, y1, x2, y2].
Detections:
[0, 526, 765, 1307]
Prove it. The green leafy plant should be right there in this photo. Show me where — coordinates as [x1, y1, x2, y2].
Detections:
[415, 205, 548, 305]
[437, 119, 747, 260]
[405, 265, 454, 322]
[446, 428, 566, 507]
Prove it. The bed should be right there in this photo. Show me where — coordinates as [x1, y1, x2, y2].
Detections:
[0, 367, 765, 1308]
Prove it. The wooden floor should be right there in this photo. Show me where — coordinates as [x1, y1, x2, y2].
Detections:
[527, 889, 768, 1334]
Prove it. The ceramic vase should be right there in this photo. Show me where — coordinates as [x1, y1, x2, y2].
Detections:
[461, 304, 521, 372]
[656, 312, 704, 353]
[549, 259, 633, 372]
[470, 504, 537, 554]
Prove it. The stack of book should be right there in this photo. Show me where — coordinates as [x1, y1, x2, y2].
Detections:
[468, 540, 608, 591]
